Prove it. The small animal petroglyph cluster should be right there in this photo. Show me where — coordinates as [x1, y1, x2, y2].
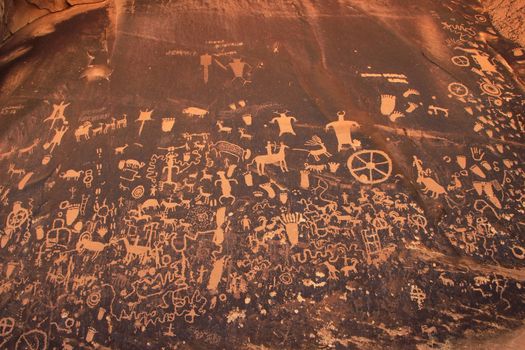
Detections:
[0, 2, 524, 349]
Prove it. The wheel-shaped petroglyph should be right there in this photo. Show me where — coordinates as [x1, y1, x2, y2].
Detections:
[347, 150, 392, 184]
[448, 82, 468, 97]
[451, 55, 469, 67]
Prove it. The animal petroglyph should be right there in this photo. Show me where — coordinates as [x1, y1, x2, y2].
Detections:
[0, 3, 524, 349]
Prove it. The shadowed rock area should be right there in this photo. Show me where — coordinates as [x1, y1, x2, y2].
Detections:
[481, 0, 525, 47]
[0, 1, 524, 349]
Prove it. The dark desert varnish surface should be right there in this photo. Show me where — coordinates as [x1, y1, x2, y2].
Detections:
[0, 1, 524, 349]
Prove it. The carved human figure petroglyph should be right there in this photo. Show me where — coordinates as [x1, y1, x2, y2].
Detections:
[44, 101, 70, 129]
[270, 111, 297, 136]
[43, 125, 69, 153]
[252, 142, 289, 175]
[325, 111, 360, 151]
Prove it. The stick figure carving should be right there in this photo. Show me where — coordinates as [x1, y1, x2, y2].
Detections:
[44, 101, 70, 129]
[251, 142, 289, 175]
[43, 125, 69, 153]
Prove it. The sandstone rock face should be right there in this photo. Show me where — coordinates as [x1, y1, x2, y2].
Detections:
[0, 1, 524, 349]
[0, 0, 9, 40]
[28, 0, 69, 12]
[482, 0, 525, 47]
[2, 1, 524, 51]
[0, 0, 104, 41]
[7, 0, 49, 34]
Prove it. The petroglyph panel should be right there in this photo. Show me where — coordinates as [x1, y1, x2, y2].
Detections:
[0, 0, 524, 349]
